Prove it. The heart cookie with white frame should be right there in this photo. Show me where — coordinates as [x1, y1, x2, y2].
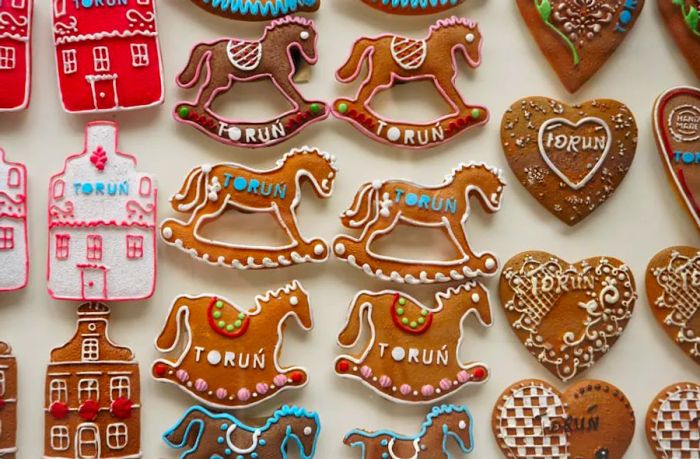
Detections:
[501, 97, 637, 225]
[646, 382, 700, 459]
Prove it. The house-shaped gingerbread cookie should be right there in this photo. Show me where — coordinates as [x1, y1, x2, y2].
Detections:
[0, 150, 27, 292]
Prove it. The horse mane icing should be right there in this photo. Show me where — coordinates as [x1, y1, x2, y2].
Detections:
[256, 280, 303, 304]
[268, 405, 318, 425]
[277, 147, 337, 170]
[430, 16, 477, 33]
[423, 404, 471, 429]
[268, 15, 313, 31]
[435, 281, 481, 307]
[445, 162, 505, 185]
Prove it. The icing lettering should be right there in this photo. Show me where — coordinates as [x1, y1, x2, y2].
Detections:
[376, 122, 446, 146]
[530, 272, 595, 295]
[76, 0, 129, 8]
[223, 173, 286, 200]
[378, 342, 449, 367]
[545, 414, 600, 434]
[674, 151, 700, 165]
[194, 346, 266, 370]
[392, 188, 457, 215]
[73, 180, 129, 196]
[545, 132, 607, 153]
[217, 121, 287, 145]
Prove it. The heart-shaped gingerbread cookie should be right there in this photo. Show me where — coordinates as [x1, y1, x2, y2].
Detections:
[646, 246, 700, 365]
[654, 87, 700, 232]
[646, 382, 700, 459]
[658, 1, 700, 79]
[500, 252, 637, 381]
[516, 0, 645, 92]
[501, 97, 637, 225]
[493, 379, 635, 459]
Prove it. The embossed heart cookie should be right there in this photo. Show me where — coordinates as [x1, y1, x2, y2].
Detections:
[501, 97, 637, 225]
[493, 379, 635, 459]
[646, 382, 700, 459]
[646, 246, 700, 365]
[654, 86, 700, 231]
[516, 0, 645, 92]
[500, 252, 637, 381]
[658, 0, 700, 79]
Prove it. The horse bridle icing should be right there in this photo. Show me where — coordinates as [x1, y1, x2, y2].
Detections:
[388, 438, 420, 459]
[226, 424, 261, 454]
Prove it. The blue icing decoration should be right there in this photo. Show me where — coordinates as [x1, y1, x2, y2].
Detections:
[373, 0, 460, 9]
[202, 0, 318, 17]
[615, 0, 640, 32]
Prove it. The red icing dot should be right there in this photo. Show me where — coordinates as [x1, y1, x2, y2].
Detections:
[337, 360, 350, 373]
[50, 402, 69, 420]
[290, 371, 304, 384]
[472, 368, 486, 380]
[111, 398, 133, 420]
[154, 363, 167, 377]
[0, 398, 5, 410]
[79, 400, 100, 421]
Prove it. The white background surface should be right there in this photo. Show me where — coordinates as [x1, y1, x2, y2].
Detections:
[2, 0, 699, 457]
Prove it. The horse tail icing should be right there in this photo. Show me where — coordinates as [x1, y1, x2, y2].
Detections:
[155, 296, 192, 352]
[162, 406, 208, 450]
[336, 38, 376, 83]
[171, 166, 210, 213]
[177, 42, 213, 88]
[343, 431, 371, 449]
[338, 293, 374, 347]
[340, 182, 379, 229]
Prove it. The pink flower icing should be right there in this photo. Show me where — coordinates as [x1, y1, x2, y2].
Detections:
[176, 369, 189, 383]
[273, 374, 288, 387]
[360, 366, 373, 378]
[457, 370, 470, 384]
[439, 378, 452, 391]
[237, 388, 251, 401]
[379, 375, 392, 388]
[194, 379, 208, 392]
[400, 384, 412, 395]
[256, 383, 269, 395]
[421, 385, 435, 397]
[215, 388, 228, 399]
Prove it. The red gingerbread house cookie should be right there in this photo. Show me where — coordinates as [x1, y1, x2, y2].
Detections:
[0, 0, 32, 111]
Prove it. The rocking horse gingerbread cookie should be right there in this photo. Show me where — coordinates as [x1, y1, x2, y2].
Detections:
[335, 283, 491, 404]
[160, 147, 336, 269]
[152, 282, 314, 409]
[189, 0, 320, 21]
[332, 17, 488, 149]
[333, 163, 505, 283]
[174, 16, 329, 148]
[345, 405, 474, 458]
[164, 405, 321, 459]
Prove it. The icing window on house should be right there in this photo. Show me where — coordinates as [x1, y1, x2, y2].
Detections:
[126, 235, 144, 259]
[86, 235, 102, 261]
[53, 180, 65, 199]
[107, 423, 128, 450]
[62, 50, 77, 75]
[78, 427, 99, 457]
[7, 167, 20, 188]
[78, 378, 99, 402]
[11, 0, 26, 8]
[0, 227, 14, 250]
[55, 234, 70, 259]
[110, 376, 130, 400]
[54, 0, 66, 17]
[49, 379, 67, 403]
[50, 426, 70, 452]
[139, 176, 152, 196]
[0, 47, 15, 70]
[131, 44, 149, 68]
[136, 0, 150, 4]
[81, 338, 99, 361]
[93, 46, 110, 72]
[0, 369, 5, 396]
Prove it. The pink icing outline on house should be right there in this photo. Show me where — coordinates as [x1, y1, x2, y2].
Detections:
[0, 0, 32, 112]
[0, 149, 28, 292]
[46, 120, 157, 302]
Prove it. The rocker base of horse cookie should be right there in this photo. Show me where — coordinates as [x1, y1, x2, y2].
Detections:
[332, 98, 487, 149]
[175, 102, 329, 149]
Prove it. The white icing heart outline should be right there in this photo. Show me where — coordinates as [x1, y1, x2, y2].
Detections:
[537, 117, 612, 191]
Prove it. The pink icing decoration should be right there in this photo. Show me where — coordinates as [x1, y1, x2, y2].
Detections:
[215, 388, 228, 400]
[256, 383, 269, 395]
[400, 384, 412, 395]
[237, 388, 251, 401]
[360, 365, 373, 378]
[194, 378, 208, 392]
[421, 385, 435, 397]
[273, 374, 288, 387]
[379, 375, 392, 388]
[457, 370, 470, 384]
[440, 378, 452, 391]
[176, 369, 189, 383]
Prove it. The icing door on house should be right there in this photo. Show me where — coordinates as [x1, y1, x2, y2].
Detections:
[80, 266, 106, 300]
[89, 76, 118, 111]
[76, 424, 100, 458]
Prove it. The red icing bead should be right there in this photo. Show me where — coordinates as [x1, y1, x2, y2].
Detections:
[290, 371, 304, 384]
[472, 368, 486, 380]
[337, 360, 350, 373]
[0, 398, 5, 410]
[111, 398, 133, 420]
[50, 402, 69, 420]
[79, 400, 100, 421]
[154, 363, 167, 377]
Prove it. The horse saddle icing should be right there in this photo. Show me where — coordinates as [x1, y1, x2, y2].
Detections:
[208, 297, 251, 338]
[227, 39, 263, 71]
[391, 37, 427, 70]
[390, 294, 433, 334]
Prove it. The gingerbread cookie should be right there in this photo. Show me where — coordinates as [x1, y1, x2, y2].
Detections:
[153, 282, 313, 410]
[175, 17, 328, 148]
[332, 17, 488, 149]
[646, 246, 700, 365]
[45, 303, 141, 459]
[161, 147, 335, 269]
[493, 379, 635, 459]
[516, 0, 645, 93]
[345, 405, 474, 458]
[52, 0, 163, 113]
[500, 252, 637, 381]
[501, 97, 637, 225]
[0, 342, 17, 458]
[654, 86, 700, 232]
[646, 382, 700, 459]
[190, 0, 320, 20]
[0, 0, 32, 111]
[47, 121, 157, 301]
[659, 1, 700, 79]
[164, 405, 320, 458]
[333, 163, 504, 283]
[335, 283, 491, 404]
[360, 0, 465, 14]
[0, 150, 27, 292]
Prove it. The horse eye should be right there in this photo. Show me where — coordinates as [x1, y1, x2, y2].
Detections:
[596, 449, 609, 459]
[303, 426, 313, 436]
[458, 420, 467, 430]
[300, 31, 310, 40]
[465, 33, 475, 43]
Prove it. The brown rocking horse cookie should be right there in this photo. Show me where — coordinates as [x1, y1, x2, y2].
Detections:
[332, 17, 488, 149]
[174, 17, 329, 148]
[152, 282, 313, 409]
[500, 252, 637, 382]
[333, 163, 505, 283]
[189, 0, 320, 21]
[335, 283, 491, 404]
[646, 246, 700, 365]
[493, 379, 635, 459]
[345, 405, 474, 458]
[160, 147, 336, 269]
[360, 0, 465, 15]
[646, 382, 700, 459]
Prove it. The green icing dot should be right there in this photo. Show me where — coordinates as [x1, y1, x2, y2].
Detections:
[238, 313, 246, 320]
[421, 310, 429, 317]
[212, 311, 222, 319]
[226, 324, 235, 332]
[398, 298, 406, 306]
[471, 109, 481, 119]
[217, 321, 226, 328]
[396, 308, 404, 316]
[418, 317, 425, 325]
[234, 320, 243, 328]
[410, 321, 418, 329]
[337, 102, 349, 114]
[310, 103, 321, 114]
[178, 106, 190, 119]
[216, 301, 224, 309]
[401, 318, 409, 325]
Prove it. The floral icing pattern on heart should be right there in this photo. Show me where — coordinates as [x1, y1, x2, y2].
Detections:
[658, 1, 700, 80]
[499, 252, 637, 382]
[646, 382, 700, 459]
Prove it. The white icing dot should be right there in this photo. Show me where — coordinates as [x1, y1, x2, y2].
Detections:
[391, 347, 406, 362]
[372, 179, 382, 190]
[334, 243, 346, 255]
[201, 164, 212, 174]
[387, 127, 401, 142]
[458, 420, 467, 430]
[484, 258, 496, 270]
[207, 350, 222, 365]
[303, 426, 313, 436]
[228, 127, 242, 141]
[300, 31, 310, 40]
[313, 244, 324, 256]
[466, 33, 475, 43]
[290, 296, 299, 306]
[471, 293, 480, 303]
[162, 227, 173, 239]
